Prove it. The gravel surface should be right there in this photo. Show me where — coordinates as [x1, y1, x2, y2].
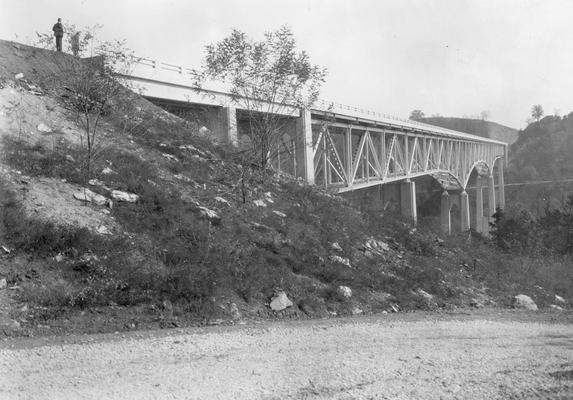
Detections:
[2, 312, 573, 399]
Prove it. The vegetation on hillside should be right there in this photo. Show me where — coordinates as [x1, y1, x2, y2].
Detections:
[0, 40, 570, 337]
[506, 112, 573, 213]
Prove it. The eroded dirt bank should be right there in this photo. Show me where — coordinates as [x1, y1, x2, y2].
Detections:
[1, 311, 573, 400]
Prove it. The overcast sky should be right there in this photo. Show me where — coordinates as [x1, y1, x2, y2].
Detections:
[1, 0, 572, 129]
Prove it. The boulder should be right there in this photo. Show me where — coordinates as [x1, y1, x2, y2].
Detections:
[555, 295, 566, 304]
[417, 289, 434, 301]
[272, 210, 287, 218]
[253, 199, 267, 207]
[0, 278, 7, 290]
[162, 153, 179, 162]
[96, 225, 111, 235]
[338, 285, 352, 298]
[229, 303, 241, 320]
[37, 123, 52, 133]
[329, 255, 352, 268]
[270, 291, 293, 311]
[102, 167, 113, 175]
[15, 73, 24, 80]
[330, 242, 343, 252]
[214, 196, 230, 206]
[198, 206, 221, 225]
[513, 294, 538, 311]
[352, 306, 363, 315]
[74, 188, 107, 206]
[549, 304, 564, 311]
[88, 179, 105, 186]
[111, 190, 139, 203]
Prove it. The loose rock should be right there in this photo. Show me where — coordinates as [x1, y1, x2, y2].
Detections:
[549, 304, 564, 311]
[270, 292, 293, 311]
[74, 188, 108, 206]
[513, 294, 538, 311]
[198, 206, 221, 225]
[338, 285, 352, 298]
[331, 242, 343, 252]
[111, 190, 139, 203]
[37, 123, 52, 133]
[253, 199, 266, 207]
[555, 295, 566, 304]
[329, 255, 352, 268]
[214, 196, 230, 206]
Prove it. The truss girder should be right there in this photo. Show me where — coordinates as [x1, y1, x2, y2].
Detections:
[311, 121, 506, 191]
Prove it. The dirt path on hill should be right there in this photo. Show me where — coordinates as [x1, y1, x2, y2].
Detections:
[1, 312, 573, 400]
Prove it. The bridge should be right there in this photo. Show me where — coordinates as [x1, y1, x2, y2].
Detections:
[116, 57, 508, 235]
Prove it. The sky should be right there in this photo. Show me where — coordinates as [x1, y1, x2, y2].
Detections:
[1, 0, 573, 129]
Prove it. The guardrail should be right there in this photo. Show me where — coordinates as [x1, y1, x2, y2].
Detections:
[111, 53, 507, 145]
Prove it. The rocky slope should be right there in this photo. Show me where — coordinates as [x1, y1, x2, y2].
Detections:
[0, 39, 570, 337]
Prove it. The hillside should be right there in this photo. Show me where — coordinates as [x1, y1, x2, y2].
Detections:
[504, 114, 573, 212]
[420, 117, 519, 144]
[0, 40, 570, 337]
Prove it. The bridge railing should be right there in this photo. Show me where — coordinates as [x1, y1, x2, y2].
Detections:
[116, 54, 508, 145]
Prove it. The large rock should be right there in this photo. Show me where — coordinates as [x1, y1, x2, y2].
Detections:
[329, 255, 352, 268]
[111, 190, 139, 203]
[73, 188, 107, 206]
[338, 285, 352, 298]
[198, 206, 221, 225]
[270, 291, 293, 311]
[513, 294, 538, 311]
[37, 123, 52, 133]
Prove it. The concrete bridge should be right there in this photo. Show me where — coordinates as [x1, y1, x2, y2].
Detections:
[117, 57, 508, 234]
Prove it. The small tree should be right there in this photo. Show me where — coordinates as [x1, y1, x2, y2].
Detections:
[480, 110, 490, 121]
[65, 64, 120, 185]
[196, 26, 327, 169]
[409, 109, 425, 120]
[531, 104, 544, 122]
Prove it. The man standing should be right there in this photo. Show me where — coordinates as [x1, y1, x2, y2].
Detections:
[52, 18, 64, 52]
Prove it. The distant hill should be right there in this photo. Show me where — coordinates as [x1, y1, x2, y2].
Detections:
[419, 117, 519, 144]
[501, 114, 573, 212]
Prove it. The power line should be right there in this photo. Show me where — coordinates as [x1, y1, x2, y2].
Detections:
[505, 178, 573, 187]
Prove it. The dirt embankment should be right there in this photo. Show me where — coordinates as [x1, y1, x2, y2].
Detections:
[1, 311, 573, 400]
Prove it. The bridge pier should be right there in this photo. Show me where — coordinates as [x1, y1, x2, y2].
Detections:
[460, 190, 470, 231]
[296, 109, 315, 184]
[400, 179, 417, 224]
[218, 106, 238, 146]
[497, 161, 505, 209]
[440, 190, 451, 235]
[473, 178, 486, 233]
[487, 174, 496, 223]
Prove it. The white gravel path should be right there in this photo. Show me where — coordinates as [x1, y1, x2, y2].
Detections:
[1, 314, 573, 399]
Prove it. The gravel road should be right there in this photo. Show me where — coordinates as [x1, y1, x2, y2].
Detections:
[2, 312, 573, 400]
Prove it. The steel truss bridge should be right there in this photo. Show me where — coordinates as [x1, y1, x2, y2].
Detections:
[114, 55, 508, 233]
